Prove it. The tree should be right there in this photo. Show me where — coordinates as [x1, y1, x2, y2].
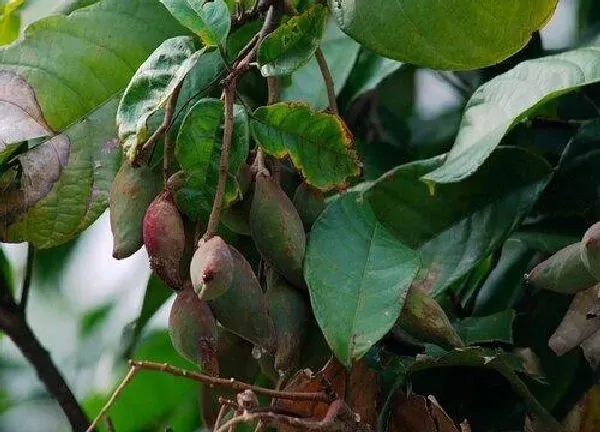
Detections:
[1, 0, 599, 431]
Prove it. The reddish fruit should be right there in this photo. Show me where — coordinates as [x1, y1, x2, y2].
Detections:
[190, 236, 233, 300]
[168, 287, 219, 375]
[250, 171, 306, 288]
[143, 189, 186, 289]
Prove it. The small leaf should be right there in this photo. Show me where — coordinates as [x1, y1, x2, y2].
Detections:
[257, 4, 328, 77]
[118, 36, 200, 163]
[305, 191, 420, 365]
[0, 0, 24, 46]
[424, 45, 600, 184]
[454, 309, 516, 345]
[175, 98, 249, 219]
[251, 102, 360, 190]
[329, 0, 557, 70]
[160, 0, 230, 47]
[282, 18, 360, 110]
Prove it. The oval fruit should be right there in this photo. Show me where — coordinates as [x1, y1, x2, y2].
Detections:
[190, 236, 234, 300]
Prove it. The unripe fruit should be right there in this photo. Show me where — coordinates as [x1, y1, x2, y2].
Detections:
[168, 287, 219, 375]
[266, 268, 309, 375]
[190, 236, 233, 300]
[527, 243, 596, 294]
[396, 286, 464, 349]
[222, 193, 252, 236]
[581, 222, 600, 280]
[293, 182, 326, 231]
[250, 171, 306, 288]
[143, 189, 186, 289]
[110, 162, 162, 259]
[209, 246, 275, 352]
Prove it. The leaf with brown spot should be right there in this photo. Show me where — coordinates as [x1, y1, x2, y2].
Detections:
[388, 393, 458, 432]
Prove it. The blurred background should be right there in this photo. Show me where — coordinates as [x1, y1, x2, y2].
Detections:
[0, 0, 590, 430]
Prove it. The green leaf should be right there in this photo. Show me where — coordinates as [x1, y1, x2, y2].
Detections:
[454, 309, 516, 345]
[84, 331, 198, 432]
[424, 46, 600, 184]
[159, 0, 230, 47]
[329, 0, 557, 70]
[281, 18, 360, 110]
[365, 147, 552, 296]
[257, 4, 328, 77]
[410, 347, 561, 431]
[0, 0, 187, 248]
[251, 102, 360, 190]
[117, 36, 201, 163]
[305, 191, 420, 365]
[0, 0, 24, 46]
[175, 98, 249, 219]
[80, 302, 114, 338]
[340, 49, 402, 108]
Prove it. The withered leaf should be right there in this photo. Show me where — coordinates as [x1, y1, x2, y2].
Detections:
[388, 393, 459, 432]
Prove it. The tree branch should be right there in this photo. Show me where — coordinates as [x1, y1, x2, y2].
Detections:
[0, 289, 90, 431]
[315, 48, 338, 115]
[19, 242, 34, 314]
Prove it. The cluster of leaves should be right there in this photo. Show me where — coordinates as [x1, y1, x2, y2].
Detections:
[3, 0, 600, 431]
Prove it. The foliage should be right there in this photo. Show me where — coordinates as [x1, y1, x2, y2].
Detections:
[2, 1, 600, 432]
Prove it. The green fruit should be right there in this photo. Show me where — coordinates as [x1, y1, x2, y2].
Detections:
[292, 182, 326, 231]
[168, 287, 219, 375]
[109, 162, 162, 259]
[266, 268, 310, 375]
[581, 222, 600, 280]
[222, 192, 252, 236]
[201, 327, 258, 428]
[143, 190, 186, 289]
[527, 243, 596, 294]
[190, 236, 233, 300]
[396, 286, 464, 349]
[209, 246, 276, 352]
[250, 171, 306, 287]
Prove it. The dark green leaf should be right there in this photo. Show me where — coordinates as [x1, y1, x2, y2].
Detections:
[159, 0, 230, 47]
[454, 309, 516, 345]
[305, 191, 420, 365]
[117, 36, 201, 162]
[329, 0, 557, 70]
[175, 98, 249, 219]
[251, 102, 360, 190]
[425, 46, 600, 184]
[80, 303, 114, 338]
[257, 4, 327, 77]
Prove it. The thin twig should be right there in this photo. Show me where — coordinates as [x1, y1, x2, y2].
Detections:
[315, 47, 338, 115]
[132, 82, 183, 166]
[204, 82, 236, 239]
[215, 402, 232, 431]
[0, 290, 90, 431]
[130, 360, 331, 402]
[86, 365, 140, 432]
[20, 242, 34, 314]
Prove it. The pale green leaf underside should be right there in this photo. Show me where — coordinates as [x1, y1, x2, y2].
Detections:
[282, 18, 360, 110]
[305, 191, 420, 365]
[257, 4, 328, 77]
[0, 0, 186, 248]
[329, 0, 558, 70]
[117, 36, 200, 163]
[251, 102, 360, 190]
[365, 147, 552, 296]
[175, 98, 249, 219]
[425, 45, 600, 184]
[159, 0, 230, 47]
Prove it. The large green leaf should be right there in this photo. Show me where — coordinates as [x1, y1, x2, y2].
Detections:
[454, 309, 516, 345]
[281, 18, 360, 110]
[175, 98, 249, 219]
[257, 4, 327, 77]
[329, 0, 557, 70]
[365, 147, 552, 296]
[305, 191, 420, 365]
[424, 46, 600, 184]
[251, 102, 360, 190]
[0, 0, 187, 248]
[117, 36, 201, 163]
[159, 0, 230, 47]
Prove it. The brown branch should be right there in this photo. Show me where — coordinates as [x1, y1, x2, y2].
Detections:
[132, 81, 183, 167]
[315, 47, 338, 115]
[130, 360, 331, 402]
[0, 290, 90, 431]
[19, 242, 34, 314]
[204, 81, 236, 240]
